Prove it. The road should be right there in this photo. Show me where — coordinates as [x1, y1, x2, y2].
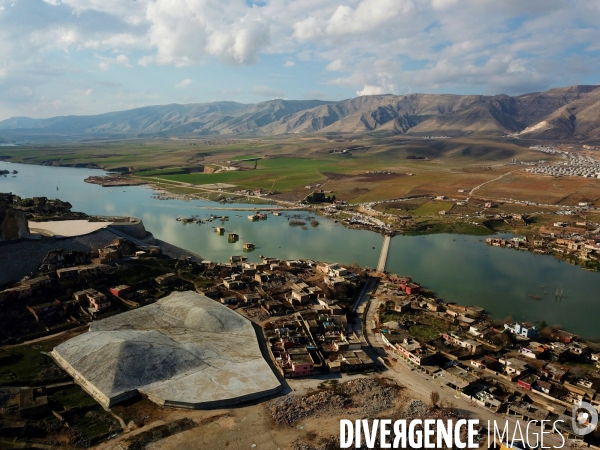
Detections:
[469, 170, 519, 197]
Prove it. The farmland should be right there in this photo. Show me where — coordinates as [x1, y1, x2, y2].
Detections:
[3, 134, 600, 206]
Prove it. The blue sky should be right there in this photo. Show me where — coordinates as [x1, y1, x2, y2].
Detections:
[1, 0, 599, 120]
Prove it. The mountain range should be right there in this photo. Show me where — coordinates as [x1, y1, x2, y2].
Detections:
[2, 85, 600, 141]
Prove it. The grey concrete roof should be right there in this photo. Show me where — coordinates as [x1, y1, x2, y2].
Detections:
[52, 291, 281, 408]
[28, 220, 112, 237]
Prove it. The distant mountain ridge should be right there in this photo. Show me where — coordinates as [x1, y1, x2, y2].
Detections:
[2, 85, 600, 140]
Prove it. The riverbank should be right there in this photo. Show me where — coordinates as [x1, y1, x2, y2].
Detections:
[2, 160, 600, 338]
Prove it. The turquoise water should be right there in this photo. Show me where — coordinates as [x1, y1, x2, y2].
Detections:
[2, 160, 600, 338]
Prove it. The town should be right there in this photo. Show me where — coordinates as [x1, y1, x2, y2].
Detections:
[2, 193, 600, 447]
[527, 145, 600, 178]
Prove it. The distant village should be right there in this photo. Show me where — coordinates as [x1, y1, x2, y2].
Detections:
[486, 217, 600, 269]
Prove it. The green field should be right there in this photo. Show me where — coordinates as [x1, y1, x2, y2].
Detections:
[411, 201, 456, 216]
[155, 157, 379, 191]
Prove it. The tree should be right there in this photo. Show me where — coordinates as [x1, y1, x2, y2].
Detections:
[430, 391, 440, 407]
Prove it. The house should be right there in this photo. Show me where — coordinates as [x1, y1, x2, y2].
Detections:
[223, 277, 245, 290]
[442, 366, 479, 392]
[340, 350, 374, 372]
[230, 255, 247, 263]
[290, 289, 311, 305]
[263, 300, 286, 315]
[501, 358, 529, 380]
[385, 298, 412, 312]
[155, 273, 176, 285]
[288, 348, 314, 377]
[569, 341, 589, 356]
[109, 285, 131, 298]
[220, 296, 238, 305]
[317, 263, 348, 277]
[564, 381, 596, 403]
[88, 293, 111, 313]
[20, 275, 52, 289]
[0, 285, 33, 303]
[443, 333, 481, 354]
[471, 356, 499, 372]
[504, 322, 538, 339]
[541, 363, 569, 382]
[382, 334, 438, 366]
[520, 342, 548, 359]
[56, 264, 107, 280]
[400, 282, 420, 295]
[535, 380, 552, 395]
[254, 272, 272, 284]
[548, 342, 570, 360]
[242, 293, 261, 304]
[27, 300, 63, 321]
[518, 373, 538, 390]
[551, 329, 576, 343]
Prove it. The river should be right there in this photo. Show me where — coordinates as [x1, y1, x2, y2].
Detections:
[2, 160, 600, 339]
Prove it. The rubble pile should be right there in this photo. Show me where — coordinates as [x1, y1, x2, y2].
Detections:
[343, 378, 401, 417]
[403, 399, 429, 418]
[267, 377, 402, 426]
[267, 391, 348, 426]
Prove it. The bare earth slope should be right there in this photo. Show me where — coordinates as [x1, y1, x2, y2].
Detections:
[2, 85, 600, 140]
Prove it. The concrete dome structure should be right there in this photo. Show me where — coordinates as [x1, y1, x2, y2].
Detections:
[51, 291, 282, 408]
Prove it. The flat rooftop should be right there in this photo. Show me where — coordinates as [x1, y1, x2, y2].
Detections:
[51, 291, 281, 409]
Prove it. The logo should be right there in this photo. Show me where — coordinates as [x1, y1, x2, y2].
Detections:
[572, 401, 598, 436]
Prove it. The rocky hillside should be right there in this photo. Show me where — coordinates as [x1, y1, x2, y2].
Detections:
[2, 85, 599, 140]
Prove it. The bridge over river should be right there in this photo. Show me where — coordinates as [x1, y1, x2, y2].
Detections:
[377, 235, 391, 272]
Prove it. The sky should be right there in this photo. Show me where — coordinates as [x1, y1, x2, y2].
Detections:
[1, 0, 600, 120]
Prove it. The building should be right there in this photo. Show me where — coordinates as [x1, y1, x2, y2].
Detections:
[89, 293, 111, 313]
[0, 285, 33, 303]
[223, 277, 244, 290]
[501, 358, 529, 380]
[27, 300, 63, 322]
[518, 374, 538, 390]
[504, 322, 538, 339]
[20, 275, 52, 289]
[110, 285, 131, 298]
[442, 333, 481, 354]
[471, 356, 499, 372]
[381, 334, 438, 366]
[317, 263, 348, 277]
[287, 348, 314, 377]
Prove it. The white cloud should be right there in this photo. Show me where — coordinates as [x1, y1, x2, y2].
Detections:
[357, 85, 386, 96]
[326, 59, 343, 71]
[97, 54, 132, 71]
[284, 60, 295, 67]
[2, 0, 600, 118]
[174, 78, 192, 88]
[252, 85, 284, 98]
